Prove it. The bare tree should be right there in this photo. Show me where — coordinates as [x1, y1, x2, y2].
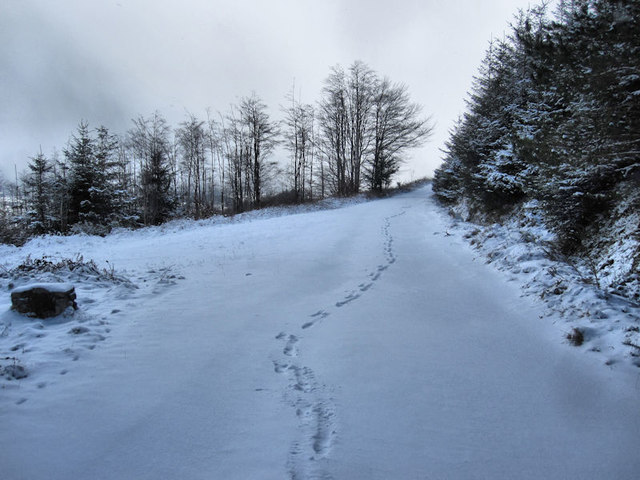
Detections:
[319, 62, 431, 194]
[223, 106, 249, 212]
[367, 78, 433, 191]
[216, 111, 235, 213]
[283, 85, 316, 202]
[346, 61, 377, 192]
[177, 113, 209, 218]
[318, 65, 349, 195]
[238, 93, 279, 208]
[206, 109, 223, 212]
[318, 61, 376, 195]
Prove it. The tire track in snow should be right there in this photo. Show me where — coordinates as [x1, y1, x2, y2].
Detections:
[272, 209, 406, 479]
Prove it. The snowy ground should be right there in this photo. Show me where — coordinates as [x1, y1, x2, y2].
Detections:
[1, 184, 639, 479]
[447, 197, 640, 369]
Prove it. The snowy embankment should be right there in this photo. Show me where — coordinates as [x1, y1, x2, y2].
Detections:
[1, 184, 639, 480]
[447, 197, 640, 369]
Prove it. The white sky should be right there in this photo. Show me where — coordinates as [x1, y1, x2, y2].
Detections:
[0, 0, 542, 183]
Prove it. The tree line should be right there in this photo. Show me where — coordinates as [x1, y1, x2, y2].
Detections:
[1, 61, 431, 244]
[433, 0, 639, 254]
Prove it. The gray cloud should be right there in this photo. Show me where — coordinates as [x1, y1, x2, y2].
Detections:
[0, 0, 545, 181]
[1, 1, 135, 177]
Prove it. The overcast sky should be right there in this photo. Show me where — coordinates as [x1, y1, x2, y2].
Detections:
[0, 0, 542, 183]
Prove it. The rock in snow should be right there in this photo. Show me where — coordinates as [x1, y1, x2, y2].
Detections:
[10, 283, 77, 318]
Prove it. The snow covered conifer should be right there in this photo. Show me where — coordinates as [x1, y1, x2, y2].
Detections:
[65, 121, 96, 227]
[128, 112, 175, 226]
[22, 151, 54, 234]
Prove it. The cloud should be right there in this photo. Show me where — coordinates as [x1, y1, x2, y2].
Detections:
[0, 0, 546, 181]
[0, 1, 135, 176]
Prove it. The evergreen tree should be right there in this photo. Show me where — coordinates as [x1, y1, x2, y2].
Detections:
[48, 153, 71, 233]
[63, 122, 121, 232]
[23, 151, 54, 234]
[92, 126, 120, 226]
[434, 0, 640, 255]
[129, 112, 174, 225]
[110, 143, 139, 227]
[65, 121, 96, 226]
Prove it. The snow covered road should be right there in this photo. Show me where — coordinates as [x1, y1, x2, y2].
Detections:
[1, 185, 639, 479]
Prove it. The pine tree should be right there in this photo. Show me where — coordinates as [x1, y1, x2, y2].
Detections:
[65, 121, 97, 227]
[23, 151, 54, 234]
[128, 112, 174, 225]
[92, 126, 120, 226]
[433, 0, 640, 256]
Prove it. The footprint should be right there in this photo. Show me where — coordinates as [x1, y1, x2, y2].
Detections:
[296, 404, 312, 421]
[303, 311, 329, 330]
[311, 402, 335, 456]
[291, 365, 313, 393]
[273, 360, 290, 374]
[336, 292, 361, 307]
[284, 335, 299, 357]
[69, 326, 90, 335]
[284, 213, 406, 475]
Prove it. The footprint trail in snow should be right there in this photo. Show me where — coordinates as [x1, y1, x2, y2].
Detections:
[272, 209, 406, 479]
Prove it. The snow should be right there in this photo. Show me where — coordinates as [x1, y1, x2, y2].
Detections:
[10, 283, 76, 294]
[1, 184, 639, 479]
[447, 194, 640, 369]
